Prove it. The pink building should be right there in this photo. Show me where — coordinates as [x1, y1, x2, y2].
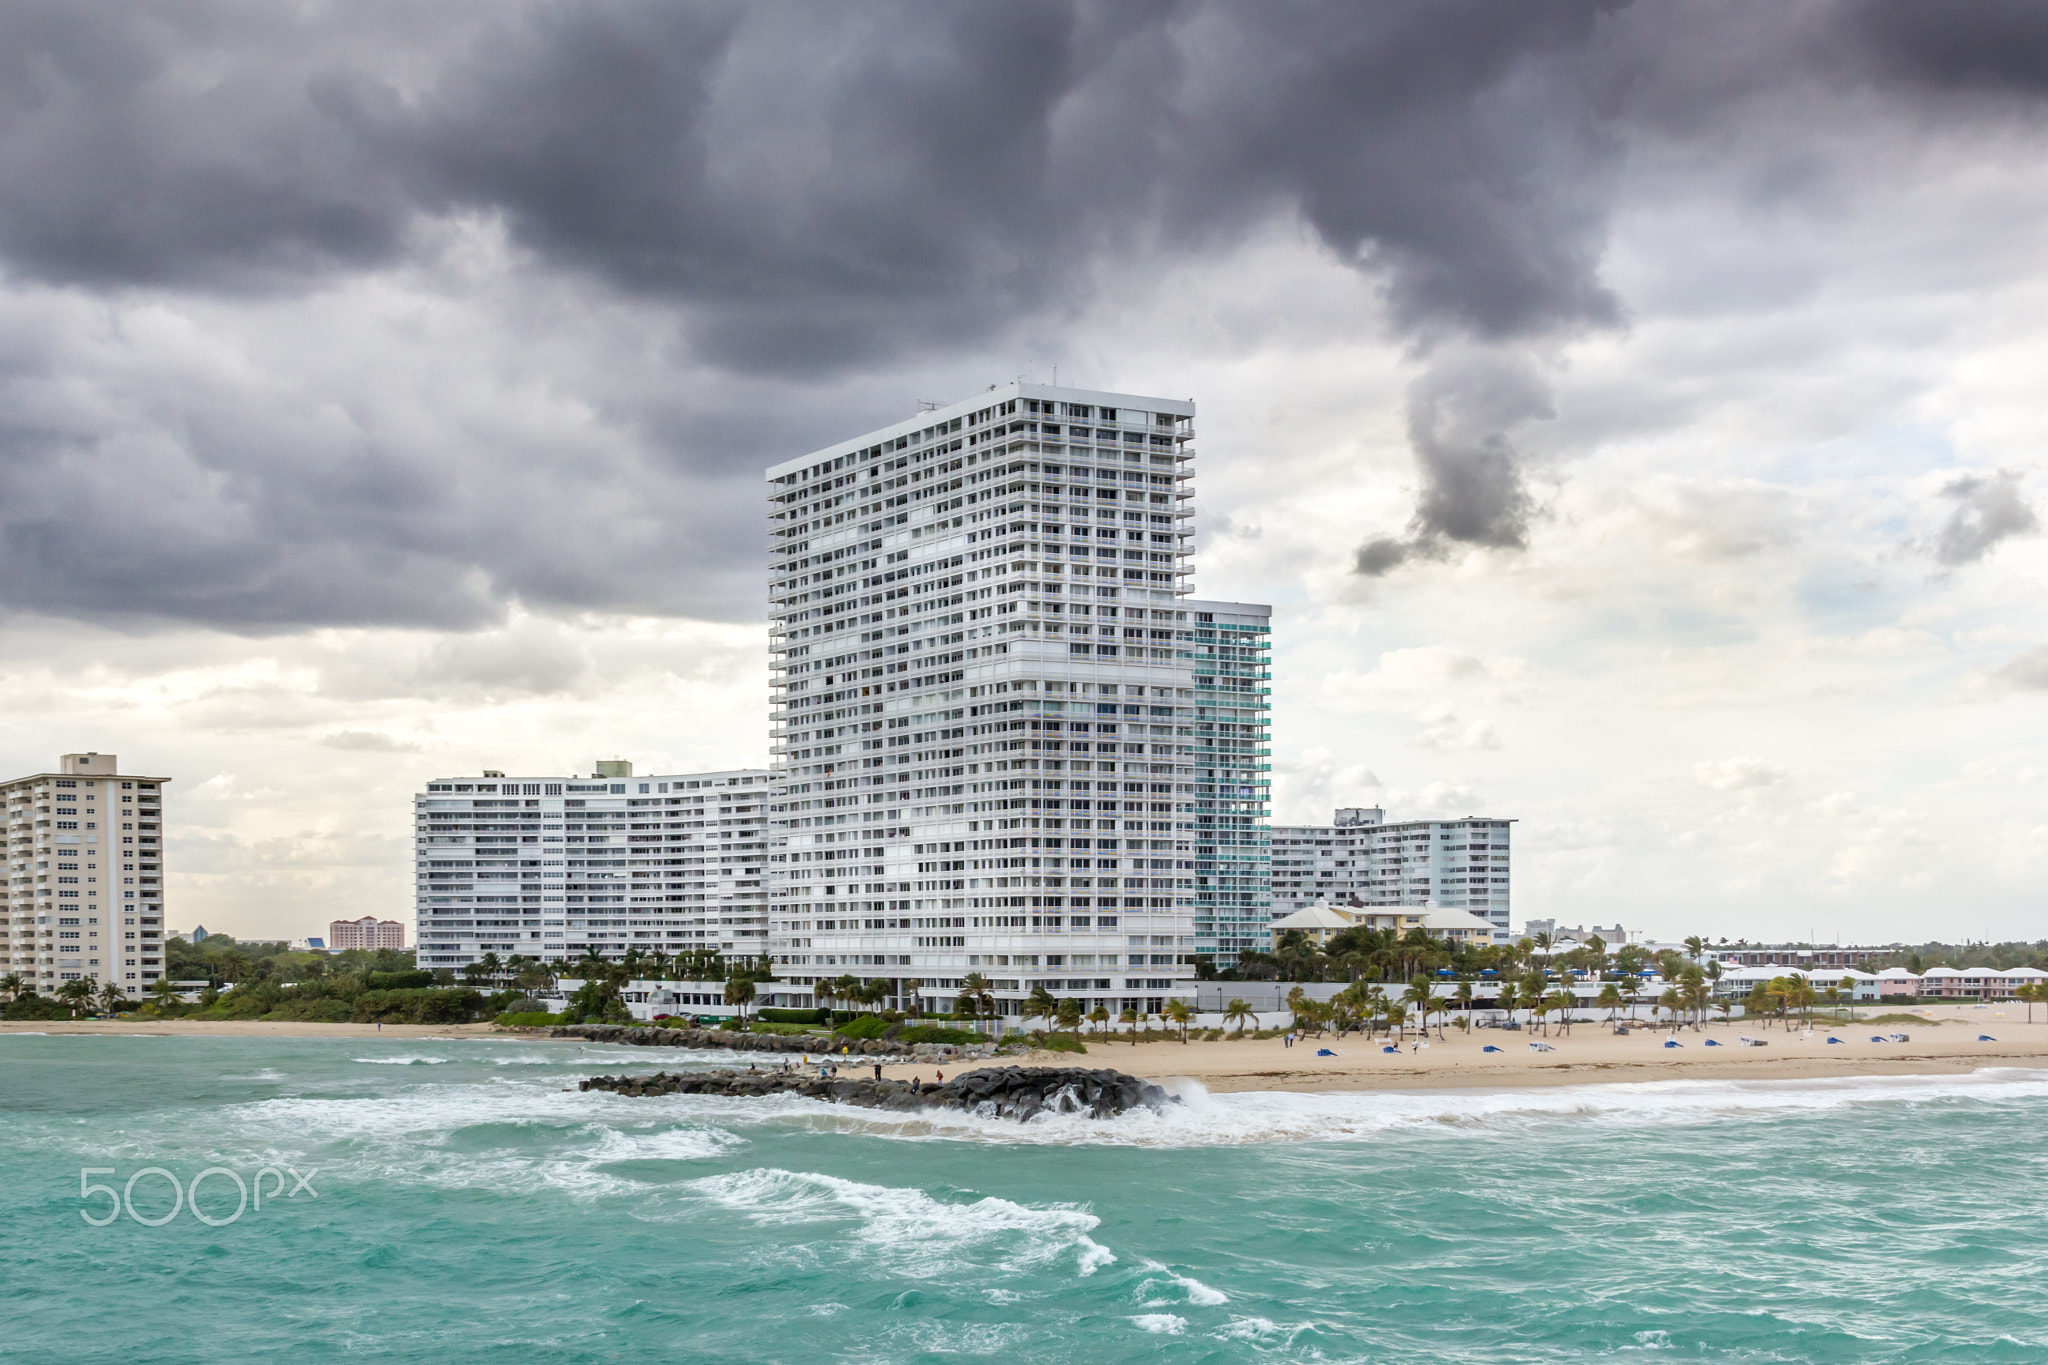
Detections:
[329, 916, 407, 951]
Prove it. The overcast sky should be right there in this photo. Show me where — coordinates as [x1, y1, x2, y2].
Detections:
[4, 0, 2046, 945]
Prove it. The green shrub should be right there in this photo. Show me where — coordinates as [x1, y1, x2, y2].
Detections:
[1039, 1034, 1087, 1054]
[757, 1008, 827, 1025]
[366, 970, 436, 991]
[2, 993, 69, 1021]
[495, 1011, 566, 1027]
[352, 987, 486, 1024]
[893, 1024, 984, 1046]
[834, 1015, 892, 1040]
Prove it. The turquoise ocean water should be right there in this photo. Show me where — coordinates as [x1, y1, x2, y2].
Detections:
[5, 1034, 2047, 1363]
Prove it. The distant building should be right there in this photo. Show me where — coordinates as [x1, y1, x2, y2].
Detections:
[1523, 920, 1631, 947]
[330, 916, 407, 952]
[1269, 901, 1498, 951]
[1271, 806, 1512, 941]
[0, 752, 171, 995]
[306, 936, 326, 951]
[190, 924, 208, 943]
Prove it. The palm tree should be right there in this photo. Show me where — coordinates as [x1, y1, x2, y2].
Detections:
[1530, 992, 1551, 1036]
[1496, 981, 1520, 1028]
[1384, 1001, 1408, 1041]
[1597, 982, 1623, 1022]
[900, 978, 924, 1019]
[956, 973, 995, 1032]
[1402, 976, 1435, 1037]
[1025, 983, 1059, 1033]
[1657, 987, 1683, 1031]
[149, 978, 183, 1012]
[0, 972, 22, 1002]
[1454, 980, 1474, 1019]
[1087, 1004, 1111, 1035]
[1119, 1006, 1141, 1043]
[97, 980, 127, 1015]
[1054, 997, 1084, 1035]
[1222, 998, 1255, 1037]
[723, 974, 756, 1023]
[814, 977, 838, 1020]
[477, 951, 504, 988]
[1161, 997, 1193, 1043]
[58, 977, 96, 1016]
[1547, 988, 1578, 1035]
[1684, 934, 1707, 963]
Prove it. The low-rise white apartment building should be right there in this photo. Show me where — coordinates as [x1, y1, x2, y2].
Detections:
[414, 763, 778, 971]
[0, 753, 169, 995]
[1271, 806, 1512, 942]
[1268, 901, 1498, 951]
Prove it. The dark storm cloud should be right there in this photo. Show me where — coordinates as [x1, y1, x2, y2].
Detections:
[0, 0, 2043, 626]
[1931, 470, 2038, 568]
[1354, 349, 1549, 575]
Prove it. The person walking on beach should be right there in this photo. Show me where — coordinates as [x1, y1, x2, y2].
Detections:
[872, 1062, 883, 1081]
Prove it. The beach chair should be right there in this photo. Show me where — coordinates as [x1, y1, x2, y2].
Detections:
[1528, 1041, 1555, 1052]
[1316, 1048, 1337, 1057]
[1888, 1033, 1910, 1042]
[1825, 1037, 1843, 1044]
[1978, 1035, 1996, 1041]
[1663, 1039, 1683, 1048]
[1381, 1045, 1398, 1054]
[1703, 1038, 1723, 1047]
[1868, 1036, 1886, 1043]
[1482, 1045, 1504, 1053]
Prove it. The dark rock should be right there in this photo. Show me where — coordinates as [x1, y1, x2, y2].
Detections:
[576, 1064, 1178, 1120]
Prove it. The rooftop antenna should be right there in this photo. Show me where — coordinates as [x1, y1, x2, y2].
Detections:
[917, 399, 940, 412]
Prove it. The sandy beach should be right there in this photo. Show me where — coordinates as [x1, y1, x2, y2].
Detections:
[8, 1006, 2047, 1092]
[872, 1004, 2048, 1092]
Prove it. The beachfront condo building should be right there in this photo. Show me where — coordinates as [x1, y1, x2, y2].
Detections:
[763, 381, 1271, 1022]
[0, 753, 170, 995]
[412, 764, 779, 971]
[1271, 806, 1513, 943]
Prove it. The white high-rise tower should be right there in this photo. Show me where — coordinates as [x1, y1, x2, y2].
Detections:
[764, 383, 1270, 1024]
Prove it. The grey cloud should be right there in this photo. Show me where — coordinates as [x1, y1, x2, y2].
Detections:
[1354, 349, 1550, 574]
[319, 730, 420, 753]
[1932, 470, 2037, 567]
[0, 2, 2043, 626]
[1996, 646, 2048, 690]
[0, 2, 1629, 358]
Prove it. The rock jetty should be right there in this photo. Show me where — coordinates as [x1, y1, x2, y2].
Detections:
[578, 1065, 1177, 1121]
[542, 1022, 1000, 1062]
